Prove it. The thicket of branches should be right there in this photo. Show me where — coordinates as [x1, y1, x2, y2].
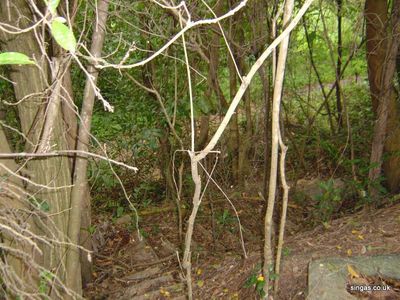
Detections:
[0, 0, 399, 299]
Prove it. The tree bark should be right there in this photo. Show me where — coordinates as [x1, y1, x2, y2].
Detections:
[231, 7, 252, 186]
[365, 0, 400, 194]
[0, 125, 40, 294]
[226, 6, 240, 184]
[263, 0, 294, 297]
[228, 54, 240, 184]
[335, 0, 343, 129]
[0, 0, 73, 293]
[61, 69, 93, 286]
[65, 0, 110, 294]
[55, 54, 93, 287]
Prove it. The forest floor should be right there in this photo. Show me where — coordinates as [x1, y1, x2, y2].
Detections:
[84, 183, 400, 300]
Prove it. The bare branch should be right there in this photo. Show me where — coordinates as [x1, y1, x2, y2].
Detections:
[0, 151, 138, 172]
[195, 0, 316, 162]
[94, 0, 248, 69]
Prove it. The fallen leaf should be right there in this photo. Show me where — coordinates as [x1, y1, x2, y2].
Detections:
[347, 264, 360, 278]
[322, 222, 331, 229]
[361, 245, 367, 254]
[197, 280, 204, 288]
[160, 288, 170, 297]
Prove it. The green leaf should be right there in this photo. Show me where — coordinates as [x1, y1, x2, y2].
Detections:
[116, 206, 124, 218]
[309, 31, 317, 44]
[139, 229, 148, 238]
[0, 52, 35, 65]
[38, 270, 54, 294]
[51, 20, 77, 53]
[40, 201, 50, 212]
[269, 273, 279, 280]
[87, 225, 96, 235]
[195, 98, 210, 114]
[244, 274, 257, 287]
[45, 0, 60, 14]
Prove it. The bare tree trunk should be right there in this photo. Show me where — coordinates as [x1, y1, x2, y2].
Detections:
[228, 55, 240, 184]
[196, 67, 212, 152]
[59, 66, 93, 286]
[159, 130, 176, 204]
[206, 15, 239, 185]
[0, 125, 39, 292]
[0, 0, 73, 293]
[51, 18, 93, 282]
[262, 66, 272, 199]
[197, 115, 210, 151]
[365, 0, 400, 196]
[61, 69, 79, 159]
[302, 20, 335, 134]
[65, 0, 110, 294]
[273, 134, 289, 297]
[238, 60, 253, 186]
[182, 157, 201, 300]
[226, 5, 241, 185]
[263, 0, 294, 297]
[231, 8, 253, 186]
[335, 0, 343, 130]
[251, 0, 272, 213]
[397, 51, 400, 85]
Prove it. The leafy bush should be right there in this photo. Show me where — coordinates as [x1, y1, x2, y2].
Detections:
[314, 179, 343, 222]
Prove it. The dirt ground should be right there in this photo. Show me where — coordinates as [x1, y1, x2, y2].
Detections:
[194, 202, 400, 299]
[84, 192, 400, 299]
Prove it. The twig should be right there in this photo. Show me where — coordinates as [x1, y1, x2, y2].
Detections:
[0, 151, 138, 172]
[195, 0, 316, 162]
[94, 1, 248, 69]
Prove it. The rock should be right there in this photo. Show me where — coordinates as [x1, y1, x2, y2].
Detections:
[291, 178, 347, 221]
[308, 255, 400, 300]
[293, 177, 345, 202]
[115, 214, 131, 225]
